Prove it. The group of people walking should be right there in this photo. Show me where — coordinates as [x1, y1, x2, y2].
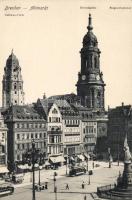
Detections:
[65, 180, 88, 190]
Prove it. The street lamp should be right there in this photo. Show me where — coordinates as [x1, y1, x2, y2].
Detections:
[38, 154, 43, 186]
[117, 143, 120, 166]
[86, 156, 89, 173]
[53, 172, 57, 200]
[23, 140, 44, 200]
[65, 155, 69, 176]
[32, 140, 36, 200]
[88, 171, 91, 185]
[108, 147, 112, 168]
[38, 164, 43, 186]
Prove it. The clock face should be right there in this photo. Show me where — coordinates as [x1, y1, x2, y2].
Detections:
[82, 75, 86, 80]
[96, 75, 100, 80]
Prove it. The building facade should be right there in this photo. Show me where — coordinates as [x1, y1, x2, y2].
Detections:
[0, 112, 8, 166]
[3, 105, 47, 171]
[2, 50, 25, 108]
[47, 103, 63, 155]
[107, 104, 132, 160]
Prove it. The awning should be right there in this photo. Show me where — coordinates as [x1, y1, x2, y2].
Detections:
[18, 164, 29, 169]
[34, 163, 39, 168]
[45, 161, 51, 166]
[77, 155, 85, 161]
[70, 156, 74, 161]
[50, 156, 65, 163]
[0, 166, 9, 173]
[84, 153, 90, 160]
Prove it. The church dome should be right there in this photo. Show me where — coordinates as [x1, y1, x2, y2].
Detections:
[83, 32, 97, 47]
[83, 14, 98, 47]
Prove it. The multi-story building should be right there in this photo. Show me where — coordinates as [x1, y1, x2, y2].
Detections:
[36, 98, 82, 157]
[2, 50, 25, 108]
[0, 111, 8, 174]
[47, 102, 63, 155]
[107, 103, 132, 160]
[3, 105, 47, 171]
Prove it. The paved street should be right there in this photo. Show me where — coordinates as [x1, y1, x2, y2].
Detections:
[1, 162, 124, 200]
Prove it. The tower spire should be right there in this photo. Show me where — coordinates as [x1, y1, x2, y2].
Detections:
[87, 13, 93, 31]
[11, 49, 14, 55]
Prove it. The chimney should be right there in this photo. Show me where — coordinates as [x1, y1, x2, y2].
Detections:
[122, 102, 124, 107]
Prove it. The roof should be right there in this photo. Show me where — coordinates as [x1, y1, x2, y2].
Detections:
[3, 105, 45, 121]
[48, 93, 81, 104]
[108, 105, 132, 118]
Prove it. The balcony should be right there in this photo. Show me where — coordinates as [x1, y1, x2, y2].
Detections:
[48, 131, 62, 135]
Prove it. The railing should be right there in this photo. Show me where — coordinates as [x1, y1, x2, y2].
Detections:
[48, 131, 62, 135]
[97, 184, 116, 199]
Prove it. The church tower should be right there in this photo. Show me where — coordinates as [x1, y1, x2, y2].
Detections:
[2, 50, 25, 108]
[76, 14, 105, 111]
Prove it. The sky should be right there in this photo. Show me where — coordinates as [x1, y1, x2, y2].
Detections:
[0, 0, 132, 109]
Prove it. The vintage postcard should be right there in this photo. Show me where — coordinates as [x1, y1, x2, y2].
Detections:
[0, 0, 132, 200]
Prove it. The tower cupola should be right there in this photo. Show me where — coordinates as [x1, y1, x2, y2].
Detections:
[83, 14, 98, 48]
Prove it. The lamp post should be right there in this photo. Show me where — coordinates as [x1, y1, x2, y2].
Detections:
[88, 172, 91, 185]
[23, 140, 44, 200]
[117, 143, 120, 166]
[108, 147, 112, 168]
[87, 157, 89, 173]
[66, 156, 68, 175]
[38, 165, 42, 186]
[53, 172, 57, 200]
[32, 140, 36, 200]
[38, 154, 43, 186]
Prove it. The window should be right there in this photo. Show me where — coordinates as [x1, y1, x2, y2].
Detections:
[17, 144, 20, 150]
[14, 84, 17, 89]
[31, 133, 33, 139]
[94, 57, 97, 68]
[44, 132, 46, 138]
[22, 144, 24, 149]
[52, 108, 58, 114]
[15, 91, 17, 94]
[22, 134, 25, 140]
[17, 134, 20, 140]
[49, 117, 51, 122]
[35, 133, 38, 139]
[17, 155, 20, 160]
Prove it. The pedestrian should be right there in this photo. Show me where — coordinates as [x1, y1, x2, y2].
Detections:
[92, 161, 94, 169]
[45, 182, 48, 189]
[82, 181, 85, 189]
[66, 183, 69, 190]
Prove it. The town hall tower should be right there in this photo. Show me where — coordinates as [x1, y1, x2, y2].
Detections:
[2, 50, 25, 108]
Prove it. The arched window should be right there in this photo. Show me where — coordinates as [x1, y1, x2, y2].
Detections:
[91, 89, 94, 107]
[14, 83, 16, 90]
[94, 57, 97, 68]
[52, 108, 58, 114]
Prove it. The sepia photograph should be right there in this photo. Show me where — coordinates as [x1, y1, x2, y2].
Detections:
[0, 0, 132, 199]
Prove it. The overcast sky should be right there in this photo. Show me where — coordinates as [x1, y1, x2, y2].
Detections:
[0, 0, 132, 109]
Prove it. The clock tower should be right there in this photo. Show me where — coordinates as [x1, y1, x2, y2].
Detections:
[76, 14, 105, 111]
[2, 50, 25, 108]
